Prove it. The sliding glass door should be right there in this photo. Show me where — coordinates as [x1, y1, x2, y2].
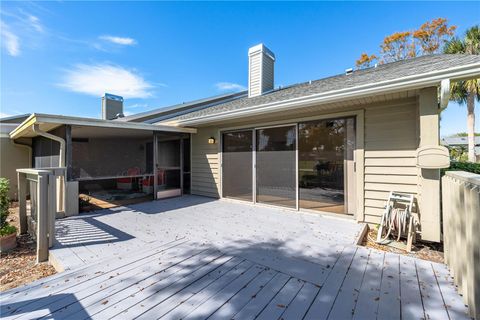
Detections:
[221, 116, 355, 215]
[298, 117, 355, 214]
[222, 130, 253, 201]
[256, 125, 297, 208]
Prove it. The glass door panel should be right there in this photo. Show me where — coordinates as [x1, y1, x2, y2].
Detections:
[298, 117, 355, 214]
[222, 131, 253, 201]
[256, 126, 296, 208]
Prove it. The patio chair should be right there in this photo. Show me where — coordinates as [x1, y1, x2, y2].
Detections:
[116, 167, 141, 190]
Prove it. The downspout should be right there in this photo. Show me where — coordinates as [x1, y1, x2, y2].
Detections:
[32, 124, 65, 167]
[439, 79, 450, 111]
[32, 124, 66, 214]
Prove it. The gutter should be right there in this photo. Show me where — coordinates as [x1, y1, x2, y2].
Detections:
[172, 62, 480, 126]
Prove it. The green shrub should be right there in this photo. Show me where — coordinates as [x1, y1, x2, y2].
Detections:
[0, 178, 16, 236]
[442, 161, 480, 176]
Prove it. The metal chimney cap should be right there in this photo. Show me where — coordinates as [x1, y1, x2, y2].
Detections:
[103, 93, 124, 102]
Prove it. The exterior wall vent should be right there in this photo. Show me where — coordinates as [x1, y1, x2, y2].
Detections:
[102, 93, 124, 120]
[248, 44, 275, 98]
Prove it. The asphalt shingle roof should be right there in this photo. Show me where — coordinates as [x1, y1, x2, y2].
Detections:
[165, 54, 479, 122]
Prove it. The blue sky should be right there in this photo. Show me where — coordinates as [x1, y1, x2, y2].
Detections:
[1, 1, 479, 136]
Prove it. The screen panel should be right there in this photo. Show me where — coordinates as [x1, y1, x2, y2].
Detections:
[256, 126, 296, 208]
[222, 130, 253, 201]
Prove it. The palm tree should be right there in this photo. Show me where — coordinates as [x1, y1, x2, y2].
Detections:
[444, 26, 480, 162]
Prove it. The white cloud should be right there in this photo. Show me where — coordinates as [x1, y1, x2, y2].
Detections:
[215, 82, 246, 92]
[27, 15, 44, 33]
[0, 22, 20, 56]
[99, 35, 136, 46]
[59, 63, 154, 99]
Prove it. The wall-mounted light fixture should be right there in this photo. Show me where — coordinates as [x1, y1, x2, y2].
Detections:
[208, 137, 216, 144]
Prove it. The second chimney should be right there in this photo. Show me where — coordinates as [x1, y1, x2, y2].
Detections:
[102, 93, 124, 120]
[248, 44, 275, 98]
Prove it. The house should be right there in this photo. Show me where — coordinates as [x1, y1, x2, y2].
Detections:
[441, 136, 480, 162]
[2, 44, 480, 243]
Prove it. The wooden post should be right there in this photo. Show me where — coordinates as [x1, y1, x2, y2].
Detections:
[180, 137, 184, 196]
[153, 132, 158, 200]
[48, 174, 56, 248]
[17, 172, 27, 234]
[36, 174, 49, 263]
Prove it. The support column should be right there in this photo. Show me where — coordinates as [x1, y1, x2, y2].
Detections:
[418, 87, 441, 242]
[37, 173, 49, 263]
[17, 172, 27, 234]
[153, 132, 158, 200]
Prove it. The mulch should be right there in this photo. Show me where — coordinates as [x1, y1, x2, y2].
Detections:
[0, 206, 57, 292]
[361, 227, 444, 264]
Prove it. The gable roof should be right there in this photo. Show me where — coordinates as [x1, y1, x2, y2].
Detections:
[442, 136, 480, 146]
[121, 91, 246, 123]
[146, 54, 478, 125]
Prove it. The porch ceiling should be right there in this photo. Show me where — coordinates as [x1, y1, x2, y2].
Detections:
[9, 113, 196, 139]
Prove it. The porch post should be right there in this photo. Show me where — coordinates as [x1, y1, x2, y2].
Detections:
[153, 132, 158, 200]
[418, 87, 441, 242]
[37, 173, 49, 263]
[180, 137, 184, 195]
[17, 172, 27, 234]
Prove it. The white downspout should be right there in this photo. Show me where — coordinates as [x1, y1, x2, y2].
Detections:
[439, 78, 451, 110]
[33, 124, 65, 167]
[32, 124, 66, 214]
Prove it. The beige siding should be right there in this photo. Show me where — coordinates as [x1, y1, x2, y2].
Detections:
[190, 97, 421, 226]
[248, 53, 262, 97]
[363, 100, 419, 223]
[191, 127, 220, 198]
[0, 136, 31, 200]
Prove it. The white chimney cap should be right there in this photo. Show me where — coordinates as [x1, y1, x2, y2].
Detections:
[248, 43, 275, 61]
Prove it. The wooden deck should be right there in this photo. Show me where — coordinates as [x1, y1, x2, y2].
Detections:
[1, 238, 469, 319]
[0, 196, 470, 319]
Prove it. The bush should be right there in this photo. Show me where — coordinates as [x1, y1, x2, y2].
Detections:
[441, 161, 480, 176]
[0, 178, 16, 236]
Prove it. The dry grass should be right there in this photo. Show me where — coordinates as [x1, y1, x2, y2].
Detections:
[0, 205, 56, 292]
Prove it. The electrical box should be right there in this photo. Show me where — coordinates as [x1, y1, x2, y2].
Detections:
[416, 146, 450, 169]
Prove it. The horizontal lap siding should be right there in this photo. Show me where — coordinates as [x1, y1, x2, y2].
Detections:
[191, 127, 220, 198]
[364, 100, 419, 224]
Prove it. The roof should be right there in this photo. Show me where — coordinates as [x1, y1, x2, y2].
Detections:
[151, 54, 479, 125]
[442, 136, 480, 146]
[121, 91, 246, 123]
[9, 113, 196, 139]
[0, 113, 31, 124]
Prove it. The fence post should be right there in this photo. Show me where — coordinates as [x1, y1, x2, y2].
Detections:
[36, 173, 48, 263]
[48, 174, 56, 248]
[467, 185, 480, 319]
[17, 172, 27, 234]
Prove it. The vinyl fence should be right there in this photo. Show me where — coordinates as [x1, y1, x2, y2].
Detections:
[442, 171, 480, 319]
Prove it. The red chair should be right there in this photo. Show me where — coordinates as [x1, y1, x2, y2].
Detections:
[116, 167, 141, 190]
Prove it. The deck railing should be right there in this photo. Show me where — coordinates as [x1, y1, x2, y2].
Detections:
[17, 168, 66, 263]
[442, 170, 480, 319]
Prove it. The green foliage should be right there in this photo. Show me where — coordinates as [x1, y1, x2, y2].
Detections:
[450, 132, 480, 137]
[0, 178, 10, 228]
[442, 161, 480, 176]
[0, 224, 17, 237]
[0, 178, 16, 236]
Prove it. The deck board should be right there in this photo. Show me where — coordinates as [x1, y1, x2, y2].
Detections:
[377, 252, 401, 320]
[399, 255, 425, 320]
[327, 246, 370, 319]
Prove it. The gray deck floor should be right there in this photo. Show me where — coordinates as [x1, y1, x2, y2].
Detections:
[0, 196, 470, 319]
